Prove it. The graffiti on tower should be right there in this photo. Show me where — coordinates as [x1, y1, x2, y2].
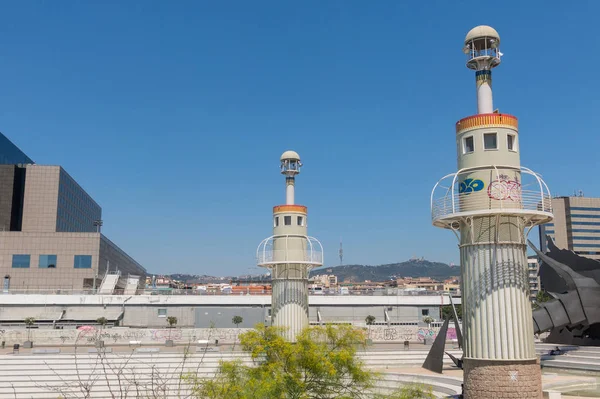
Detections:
[487, 174, 521, 201]
[458, 178, 485, 195]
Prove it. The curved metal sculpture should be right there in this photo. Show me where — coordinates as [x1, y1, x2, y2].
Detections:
[528, 237, 600, 345]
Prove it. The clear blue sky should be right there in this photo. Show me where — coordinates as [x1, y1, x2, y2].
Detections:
[0, 1, 598, 276]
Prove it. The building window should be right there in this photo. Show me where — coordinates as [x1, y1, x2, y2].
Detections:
[274, 217, 279, 227]
[39, 255, 57, 268]
[463, 136, 474, 154]
[158, 309, 167, 317]
[507, 134, 516, 151]
[12, 254, 30, 268]
[484, 133, 497, 150]
[74, 255, 92, 269]
[421, 309, 429, 316]
[284, 216, 292, 225]
[297, 216, 304, 226]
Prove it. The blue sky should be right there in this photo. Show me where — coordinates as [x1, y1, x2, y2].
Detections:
[0, 1, 598, 276]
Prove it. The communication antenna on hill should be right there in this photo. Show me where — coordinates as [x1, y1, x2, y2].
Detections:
[339, 238, 343, 266]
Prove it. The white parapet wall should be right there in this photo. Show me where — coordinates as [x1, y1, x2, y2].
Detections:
[0, 325, 458, 346]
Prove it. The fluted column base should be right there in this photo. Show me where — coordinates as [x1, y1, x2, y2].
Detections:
[271, 279, 309, 342]
[464, 358, 542, 399]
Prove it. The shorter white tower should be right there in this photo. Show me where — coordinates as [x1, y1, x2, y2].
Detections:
[257, 151, 323, 341]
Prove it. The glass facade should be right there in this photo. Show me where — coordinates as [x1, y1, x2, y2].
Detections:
[0, 132, 33, 165]
[56, 168, 102, 233]
[39, 254, 57, 268]
[12, 254, 30, 268]
[74, 255, 92, 269]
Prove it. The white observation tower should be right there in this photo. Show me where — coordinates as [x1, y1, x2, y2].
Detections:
[257, 151, 323, 341]
[431, 26, 553, 398]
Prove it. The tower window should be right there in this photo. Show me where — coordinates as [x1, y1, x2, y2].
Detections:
[284, 216, 292, 225]
[484, 133, 497, 150]
[297, 216, 304, 226]
[507, 134, 516, 151]
[274, 217, 279, 227]
[463, 136, 474, 154]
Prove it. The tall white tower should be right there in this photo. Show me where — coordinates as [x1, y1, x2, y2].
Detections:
[431, 26, 553, 398]
[257, 151, 323, 341]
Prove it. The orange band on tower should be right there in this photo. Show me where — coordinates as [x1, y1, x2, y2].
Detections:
[273, 205, 307, 213]
[456, 113, 518, 134]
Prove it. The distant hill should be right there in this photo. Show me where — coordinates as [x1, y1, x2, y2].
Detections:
[162, 259, 460, 284]
[309, 259, 460, 283]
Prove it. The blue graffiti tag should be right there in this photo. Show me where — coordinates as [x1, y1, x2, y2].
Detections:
[458, 178, 484, 195]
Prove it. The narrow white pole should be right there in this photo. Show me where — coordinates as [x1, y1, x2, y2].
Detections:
[286, 180, 295, 205]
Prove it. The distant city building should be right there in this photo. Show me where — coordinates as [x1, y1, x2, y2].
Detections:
[539, 195, 600, 260]
[396, 277, 444, 292]
[443, 277, 461, 295]
[310, 274, 337, 288]
[527, 256, 541, 301]
[0, 133, 145, 292]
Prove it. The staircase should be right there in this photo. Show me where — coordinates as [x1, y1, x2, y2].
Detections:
[123, 275, 140, 295]
[97, 271, 120, 295]
[0, 350, 462, 398]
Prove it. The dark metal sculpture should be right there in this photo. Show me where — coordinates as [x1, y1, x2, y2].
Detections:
[422, 317, 464, 373]
[528, 237, 600, 345]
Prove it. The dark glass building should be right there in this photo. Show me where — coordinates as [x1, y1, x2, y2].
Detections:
[0, 132, 33, 165]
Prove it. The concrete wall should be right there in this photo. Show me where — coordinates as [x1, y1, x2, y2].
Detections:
[310, 305, 439, 325]
[195, 307, 267, 328]
[0, 327, 252, 346]
[123, 305, 197, 328]
[123, 306, 268, 328]
[0, 233, 145, 290]
[0, 232, 100, 290]
[0, 324, 456, 346]
[21, 165, 60, 233]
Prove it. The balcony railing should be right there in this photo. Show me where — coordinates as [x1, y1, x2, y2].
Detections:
[257, 235, 323, 267]
[431, 166, 553, 228]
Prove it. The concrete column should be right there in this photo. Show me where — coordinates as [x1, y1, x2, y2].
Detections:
[461, 214, 541, 399]
[271, 206, 309, 341]
[271, 278, 309, 341]
[476, 70, 493, 114]
[286, 177, 295, 205]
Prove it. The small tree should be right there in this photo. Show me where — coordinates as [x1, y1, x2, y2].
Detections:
[187, 324, 373, 398]
[167, 316, 178, 342]
[441, 304, 462, 320]
[24, 317, 35, 342]
[96, 317, 108, 330]
[365, 315, 376, 341]
[533, 290, 553, 309]
[423, 316, 434, 328]
[95, 317, 108, 347]
[232, 315, 243, 328]
[187, 324, 430, 399]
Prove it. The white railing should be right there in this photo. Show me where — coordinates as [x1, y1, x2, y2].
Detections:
[431, 166, 552, 225]
[256, 235, 323, 267]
